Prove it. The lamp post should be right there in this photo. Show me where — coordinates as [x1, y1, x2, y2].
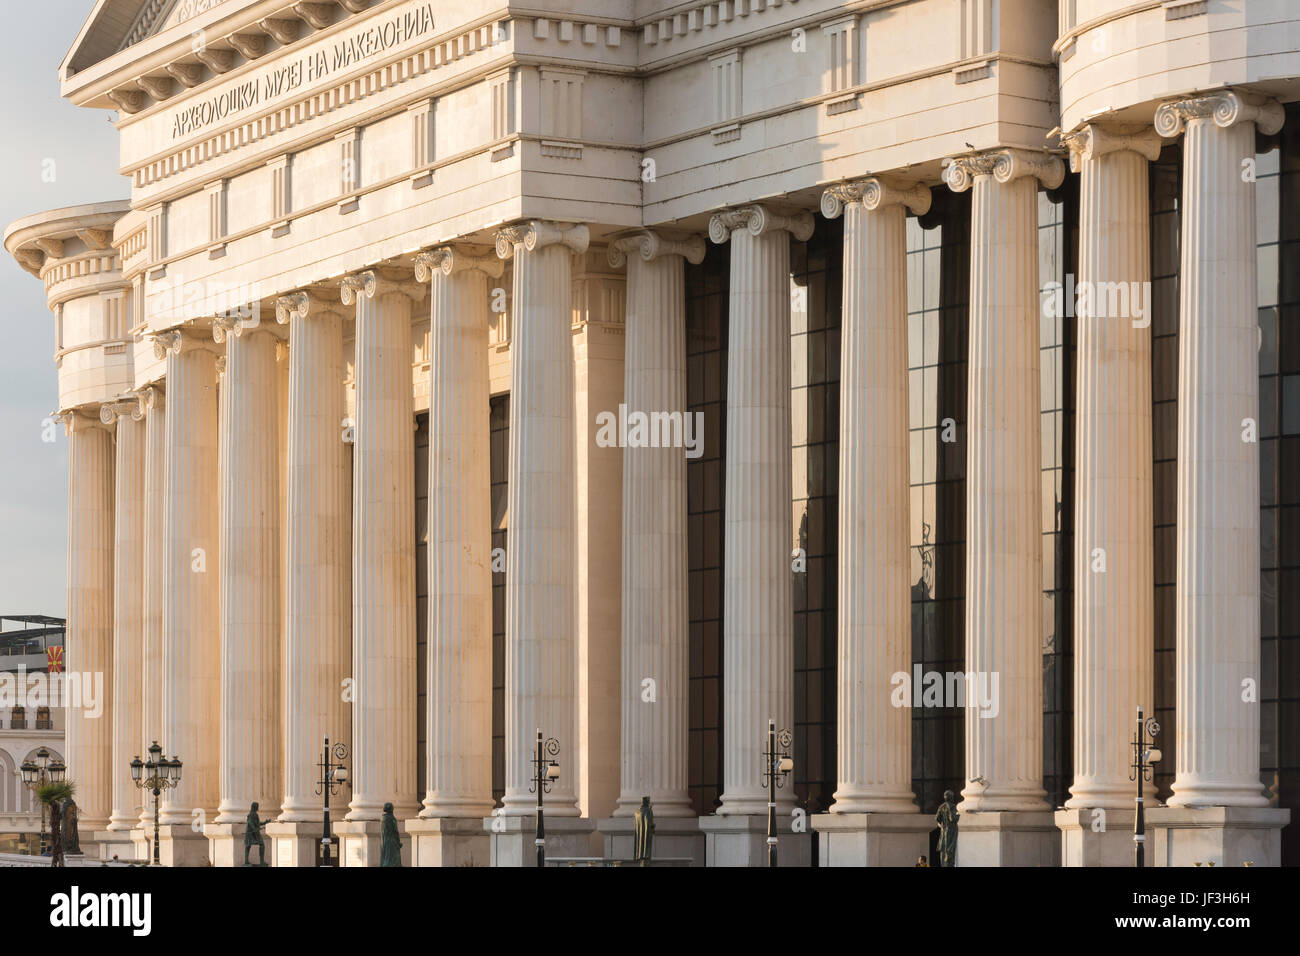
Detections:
[528, 729, 560, 868]
[19, 746, 65, 855]
[130, 741, 182, 866]
[1129, 706, 1161, 868]
[314, 736, 349, 867]
[761, 718, 793, 868]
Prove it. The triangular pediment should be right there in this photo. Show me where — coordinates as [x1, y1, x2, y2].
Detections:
[62, 0, 253, 77]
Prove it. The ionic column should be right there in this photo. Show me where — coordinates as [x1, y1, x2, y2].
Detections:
[708, 204, 814, 815]
[495, 220, 589, 816]
[607, 230, 705, 818]
[413, 246, 502, 818]
[139, 385, 164, 829]
[945, 149, 1063, 812]
[1061, 125, 1163, 809]
[274, 292, 352, 822]
[822, 179, 931, 814]
[153, 328, 221, 825]
[101, 395, 145, 831]
[1154, 90, 1285, 808]
[213, 316, 283, 823]
[63, 407, 115, 835]
[344, 270, 424, 821]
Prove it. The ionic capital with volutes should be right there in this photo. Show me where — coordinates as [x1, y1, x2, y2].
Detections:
[340, 269, 427, 306]
[414, 245, 505, 281]
[606, 230, 707, 268]
[494, 220, 591, 260]
[820, 177, 931, 219]
[149, 326, 222, 361]
[99, 393, 146, 426]
[943, 148, 1066, 193]
[1058, 123, 1163, 173]
[708, 203, 815, 244]
[1155, 88, 1285, 139]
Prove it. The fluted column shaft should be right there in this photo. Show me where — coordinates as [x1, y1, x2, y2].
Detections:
[496, 220, 589, 816]
[709, 205, 812, 815]
[609, 232, 703, 817]
[104, 399, 145, 830]
[1065, 127, 1161, 808]
[1155, 91, 1285, 808]
[823, 181, 930, 813]
[65, 410, 115, 834]
[946, 150, 1063, 812]
[276, 294, 351, 822]
[416, 248, 499, 818]
[156, 330, 220, 825]
[215, 322, 282, 822]
[346, 272, 421, 821]
[139, 387, 165, 828]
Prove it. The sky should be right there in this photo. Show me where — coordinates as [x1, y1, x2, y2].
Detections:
[0, 2, 128, 617]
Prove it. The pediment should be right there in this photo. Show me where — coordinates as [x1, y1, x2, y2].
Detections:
[63, 0, 251, 76]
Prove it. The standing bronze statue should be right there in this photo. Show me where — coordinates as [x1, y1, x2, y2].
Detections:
[62, 799, 81, 855]
[633, 796, 655, 866]
[244, 801, 269, 866]
[380, 802, 402, 867]
[48, 800, 65, 867]
[935, 790, 959, 868]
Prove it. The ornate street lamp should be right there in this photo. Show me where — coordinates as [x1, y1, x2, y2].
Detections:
[314, 736, 349, 867]
[19, 746, 64, 855]
[1130, 706, 1161, 868]
[761, 718, 793, 868]
[130, 741, 183, 866]
[528, 729, 560, 868]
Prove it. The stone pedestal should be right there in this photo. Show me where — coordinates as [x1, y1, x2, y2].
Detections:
[955, 810, 1060, 867]
[334, 819, 411, 867]
[1055, 808, 1142, 867]
[487, 814, 596, 867]
[699, 814, 814, 867]
[812, 812, 935, 867]
[405, 816, 491, 867]
[266, 820, 327, 867]
[597, 814, 704, 866]
[205, 821, 269, 867]
[156, 824, 212, 867]
[1145, 807, 1290, 867]
[92, 828, 136, 864]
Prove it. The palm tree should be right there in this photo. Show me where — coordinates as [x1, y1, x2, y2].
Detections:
[36, 780, 75, 867]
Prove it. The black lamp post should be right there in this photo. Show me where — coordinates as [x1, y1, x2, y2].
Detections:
[528, 729, 560, 868]
[130, 741, 182, 866]
[19, 746, 65, 855]
[761, 718, 793, 868]
[1129, 706, 1161, 868]
[314, 736, 349, 867]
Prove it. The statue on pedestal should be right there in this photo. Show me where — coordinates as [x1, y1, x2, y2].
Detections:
[936, 789, 959, 868]
[380, 802, 402, 867]
[633, 796, 655, 866]
[244, 801, 268, 866]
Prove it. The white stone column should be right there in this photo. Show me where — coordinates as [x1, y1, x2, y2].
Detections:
[1061, 125, 1162, 811]
[1154, 90, 1285, 809]
[101, 396, 145, 834]
[343, 270, 423, 826]
[63, 407, 115, 836]
[495, 220, 589, 819]
[153, 329, 221, 845]
[945, 149, 1063, 816]
[213, 317, 282, 826]
[413, 246, 501, 819]
[273, 292, 352, 823]
[821, 179, 931, 815]
[137, 385, 164, 835]
[708, 204, 813, 819]
[606, 230, 705, 819]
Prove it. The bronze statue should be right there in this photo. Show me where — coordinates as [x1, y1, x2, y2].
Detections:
[633, 796, 655, 866]
[62, 798, 81, 855]
[380, 802, 402, 867]
[48, 800, 65, 867]
[244, 801, 268, 866]
[936, 789, 959, 868]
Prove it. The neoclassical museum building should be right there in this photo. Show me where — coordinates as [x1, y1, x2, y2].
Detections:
[5, 0, 1298, 866]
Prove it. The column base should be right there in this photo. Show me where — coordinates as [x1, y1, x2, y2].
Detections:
[204, 823, 270, 867]
[333, 820, 412, 867]
[698, 814, 813, 867]
[596, 816, 704, 866]
[92, 829, 137, 864]
[955, 811, 1060, 867]
[150, 824, 211, 867]
[266, 821, 332, 867]
[405, 817, 491, 867]
[811, 813, 935, 867]
[1055, 808, 1148, 866]
[486, 815, 596, 867]
[1145, 806, 1290, 867]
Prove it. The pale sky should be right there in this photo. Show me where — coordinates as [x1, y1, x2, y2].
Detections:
[0, 2, 128, 617]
